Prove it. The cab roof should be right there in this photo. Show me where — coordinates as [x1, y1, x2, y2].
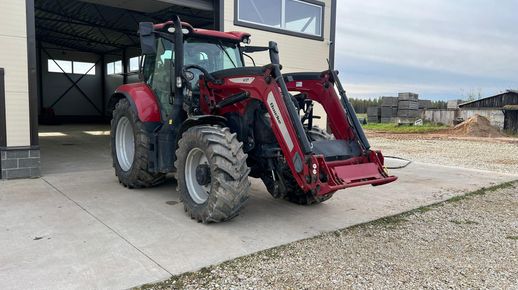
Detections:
[153, 21, 251, 42]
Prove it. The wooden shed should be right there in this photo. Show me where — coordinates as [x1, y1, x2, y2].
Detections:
[459, 90, 518, 134]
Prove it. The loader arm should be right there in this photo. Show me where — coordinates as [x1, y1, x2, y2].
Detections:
[199, 65, 396, 196]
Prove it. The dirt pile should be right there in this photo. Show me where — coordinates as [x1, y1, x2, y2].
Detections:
[450, 115, 505, 137]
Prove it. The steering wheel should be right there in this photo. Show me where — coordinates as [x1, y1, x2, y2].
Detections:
[182, 64, 220, 84]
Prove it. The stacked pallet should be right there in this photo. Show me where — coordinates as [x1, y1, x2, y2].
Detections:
[398, 92, 418, 100]
[367, 106, 381, 123]
[397, 93, 419, 122]
[419, 100, 432, 110]
[380, 96, 398, 123]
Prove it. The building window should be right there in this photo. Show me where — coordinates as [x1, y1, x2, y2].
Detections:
[236, 0, 323, 38]
[48, 60, 72, 74]
[48, 59, 96, 75]
[107, 60, 123, 75]
[73, 61, 96, 75]
[129, 56, 142, 72]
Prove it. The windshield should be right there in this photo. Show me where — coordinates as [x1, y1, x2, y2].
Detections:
[183, 38, 243, 89]
[184, 38, 244, 72]
[146, 37, 244, 92]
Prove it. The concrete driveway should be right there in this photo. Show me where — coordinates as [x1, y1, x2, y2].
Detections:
[0, 126, 516, 289]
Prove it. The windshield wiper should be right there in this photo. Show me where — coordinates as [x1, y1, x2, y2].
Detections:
[217, 41, 237, 68]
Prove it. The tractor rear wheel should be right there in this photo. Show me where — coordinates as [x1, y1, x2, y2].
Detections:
[306, 126, 334, 141]
[111, 99, 165, 188]
[175, 125, 251, 223]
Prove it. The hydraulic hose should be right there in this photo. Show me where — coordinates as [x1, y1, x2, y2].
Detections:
[384, 156, 413, 169]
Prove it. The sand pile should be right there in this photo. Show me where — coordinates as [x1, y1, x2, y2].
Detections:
[450, 115, 505, 137]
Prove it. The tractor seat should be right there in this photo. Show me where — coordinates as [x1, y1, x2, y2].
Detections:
[312, 140, 361, 162]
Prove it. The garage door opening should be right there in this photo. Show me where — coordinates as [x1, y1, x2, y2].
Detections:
[34, 0, 218, 175]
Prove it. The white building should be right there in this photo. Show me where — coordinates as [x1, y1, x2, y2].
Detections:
[0, 0, 337, 179]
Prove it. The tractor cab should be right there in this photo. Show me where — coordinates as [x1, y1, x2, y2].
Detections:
[138, 20, 249, 120]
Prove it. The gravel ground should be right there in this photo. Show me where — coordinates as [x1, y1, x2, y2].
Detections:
[368, 136, 518, 174]
[140, 181, 518, 290]
[138, 135, 518, 289]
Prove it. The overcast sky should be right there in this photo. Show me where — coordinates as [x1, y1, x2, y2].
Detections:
[334, 0, 518, 100]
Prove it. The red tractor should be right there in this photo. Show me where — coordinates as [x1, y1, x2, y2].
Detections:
[109, 16, 396, 223]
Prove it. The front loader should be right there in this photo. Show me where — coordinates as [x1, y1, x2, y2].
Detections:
[109, 16, 396, 223]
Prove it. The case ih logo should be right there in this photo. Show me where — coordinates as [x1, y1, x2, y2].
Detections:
[229, 77, 255, 84]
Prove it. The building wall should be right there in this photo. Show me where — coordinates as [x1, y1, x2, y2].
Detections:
[423, 109, 505, 130]
[461, 109, 505, 130]
[423, 109, 459, 126]
[223, 0, 332, 73]
[0, 0, 31, 147]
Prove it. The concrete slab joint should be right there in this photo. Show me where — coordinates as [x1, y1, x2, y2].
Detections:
[0, 148, 41, 180]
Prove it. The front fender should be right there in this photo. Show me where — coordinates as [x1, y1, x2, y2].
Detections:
[179, 115, 227, 136]
[109, 83, 161, 123]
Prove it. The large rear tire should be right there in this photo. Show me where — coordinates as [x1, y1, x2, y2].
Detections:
[306, 125, 334, 141]
[111, 99, 165, 188]
[175, 125, 251, 223]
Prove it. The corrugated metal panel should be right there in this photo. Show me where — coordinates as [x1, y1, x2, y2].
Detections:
[36, 0, 215, 53]
[459, 92, 518, 109]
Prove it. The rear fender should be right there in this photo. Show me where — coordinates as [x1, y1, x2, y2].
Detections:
[109, 83, 161, 123]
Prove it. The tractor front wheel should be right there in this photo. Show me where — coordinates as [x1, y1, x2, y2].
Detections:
[111, 99, 165, 188]
[286, 126, 335, 204]
[262, 126, 335, 205]
[175, 125, 251, 223]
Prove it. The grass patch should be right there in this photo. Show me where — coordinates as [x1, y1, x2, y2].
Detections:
[445, 181, 516, 204]
[506, 236, 518, 240]
[449, 219, 479, 225]
[362, 122, 446, 134]
[369, 215, 409, 227]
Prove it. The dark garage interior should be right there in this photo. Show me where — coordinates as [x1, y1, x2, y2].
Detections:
[34, 0, 218, 174]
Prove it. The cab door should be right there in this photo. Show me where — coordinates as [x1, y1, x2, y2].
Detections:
[145, 38, 175, 120]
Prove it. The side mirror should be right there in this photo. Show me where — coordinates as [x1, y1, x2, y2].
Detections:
[139, 22, 156, 55]
[183, 70, 195, 81]
[269, 41, 280, 65]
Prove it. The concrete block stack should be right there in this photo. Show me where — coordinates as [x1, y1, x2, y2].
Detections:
[419, 99, 433, 110]
[367, 106, 381, 123]
[369, 93, 431, 124]
[380, 96, 398, 123]
[397, 93, 419, 122]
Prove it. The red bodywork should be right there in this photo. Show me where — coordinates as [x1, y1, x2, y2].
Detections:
[154, 21, 250, 43]
[197, 68, 397, 196]
[116, 83, 161, 122]
[118, 20, 396, 196]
